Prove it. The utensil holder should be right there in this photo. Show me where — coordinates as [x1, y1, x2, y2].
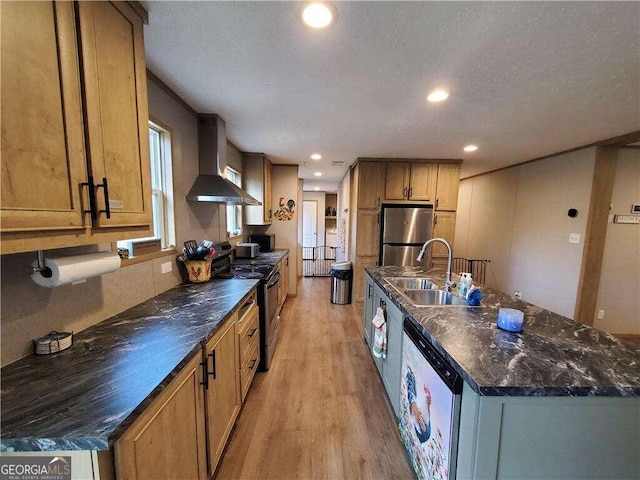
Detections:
[185, 258, 213, 283]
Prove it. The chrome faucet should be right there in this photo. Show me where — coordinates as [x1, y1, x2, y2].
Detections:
[416, 237, 454, 292]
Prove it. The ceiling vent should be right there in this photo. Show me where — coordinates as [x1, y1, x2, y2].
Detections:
[331, 160, 347, 166]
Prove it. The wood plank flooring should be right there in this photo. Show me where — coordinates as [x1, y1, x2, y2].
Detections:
[215, 277, 414, 479]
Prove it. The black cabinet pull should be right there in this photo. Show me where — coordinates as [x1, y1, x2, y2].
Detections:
[208, 351, 216, 379]
[200, 360, 208, 389]
[248, 327, 258, 338]
[379, 299, 386, 308]
[96, 177, 111, 219]
[368, 284, 373, 298]
[81, 176, 97, 220]
[249, 358, 257, 370]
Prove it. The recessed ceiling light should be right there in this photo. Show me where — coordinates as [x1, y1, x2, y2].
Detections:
[314, 187, 320, 191]
[314, 172, 322, 177]
[310, 153, 322, 160]
[427, 89, 450, 103]
[464, 145, 478, 152]
[302, 3, 335, 29]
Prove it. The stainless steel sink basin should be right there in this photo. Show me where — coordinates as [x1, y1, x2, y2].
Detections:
[387, 277, 439, 290]
[403, 289, 469, 306]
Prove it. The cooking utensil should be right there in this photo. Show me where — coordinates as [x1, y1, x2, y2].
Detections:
[184, 240, 198, 259]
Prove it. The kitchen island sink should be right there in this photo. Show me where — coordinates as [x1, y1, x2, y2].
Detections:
[403, 288, 470, 306]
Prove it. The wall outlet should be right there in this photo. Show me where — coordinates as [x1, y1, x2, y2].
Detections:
[513, 291, 522, 299]
[568, 233, 581, 244]
[596, 309, 605, 320]
[161, 262, 172, 274]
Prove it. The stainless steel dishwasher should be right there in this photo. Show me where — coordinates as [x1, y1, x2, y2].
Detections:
[399, 319, 463, 480]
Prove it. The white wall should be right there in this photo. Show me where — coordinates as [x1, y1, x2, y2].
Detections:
[594, 149, 640, 334]
[337, 171, 350, 261]
[455, 148, 596, 319]
[266, 165, 299, 295]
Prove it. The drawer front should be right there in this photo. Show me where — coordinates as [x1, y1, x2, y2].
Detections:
[237, 292, 258, 332]
[240, 343, 260, 402]
[239, 307, 259, 365]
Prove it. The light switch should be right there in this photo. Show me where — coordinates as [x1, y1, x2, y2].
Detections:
[161, 262, 172, 274]
[597, 309, 605, 320]
[568, 233, 581, 244]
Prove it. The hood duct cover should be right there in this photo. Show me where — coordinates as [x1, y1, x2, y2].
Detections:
[186, 114, 261, 205]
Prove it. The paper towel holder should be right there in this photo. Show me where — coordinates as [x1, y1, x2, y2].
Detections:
[30, 251, 53, 278]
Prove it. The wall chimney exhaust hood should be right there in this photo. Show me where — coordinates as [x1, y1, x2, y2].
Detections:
[186, 114, 261, 205]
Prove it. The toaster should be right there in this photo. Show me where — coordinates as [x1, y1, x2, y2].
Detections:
[235, 243, 260, 259]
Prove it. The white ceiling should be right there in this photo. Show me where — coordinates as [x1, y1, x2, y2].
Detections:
[142, 1, 640, 191]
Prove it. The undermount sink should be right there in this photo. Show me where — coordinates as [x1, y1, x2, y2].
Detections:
[387, 277, 439, 290]
[403, 289, 469, 306]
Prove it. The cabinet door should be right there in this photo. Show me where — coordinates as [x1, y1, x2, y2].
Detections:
[115, 354, 207, 480]
[357, 162, 386, 209]
[1, 1, 87, 233]
[204, 318, 240, 474]
[432, 211, 456, 258]
[363, 274, 375, 346]
[385, 162, 410, 200]
[355, 210, 380, 257]
[436, 164, 461, 211]
[382, 298, 404, 416]
[263, 159, 272, 222]
[354, 255, 377, 303]
[409, 163, 438, 202]
[77, 1, 152, 229]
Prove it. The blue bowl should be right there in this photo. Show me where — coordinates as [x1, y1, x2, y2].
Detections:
[497, 308, 524, 333]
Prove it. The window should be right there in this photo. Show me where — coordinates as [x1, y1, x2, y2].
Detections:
[226, 167, 242, 237]
[117, 121, 175, 256]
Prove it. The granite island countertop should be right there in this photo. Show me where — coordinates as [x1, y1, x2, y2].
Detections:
[233, 248, 288, 267]
[1, 278, 259, 452]
[366, 266, 640, 397]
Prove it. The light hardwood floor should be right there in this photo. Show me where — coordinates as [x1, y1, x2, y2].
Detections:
[215, 277, 415, 480]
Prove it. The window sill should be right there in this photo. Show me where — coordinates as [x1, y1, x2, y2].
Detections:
[118, 247, 178, 267]
[227, 234, 243, 242]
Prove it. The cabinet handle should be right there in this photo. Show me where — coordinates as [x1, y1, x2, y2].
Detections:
[408, 186, 413, 198]
[368, 284, 373, 299]
[96, 177, 111, 219]
[434, 214, 438, 225]
[208, 351, 216, 379]
[249, 358, 257, 370]
[379, 299, 386, 308]
[200, 360, 209, 389]
[248, 327, 258, 338]
[403, 187, 407, 199]
[376, 196, 380, 207]
[435, 197, 439, 209]
[81, 176, 98, 220]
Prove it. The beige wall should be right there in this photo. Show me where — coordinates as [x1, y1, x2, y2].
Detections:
[0, 76, 229, 366]
[455, 148, 596, 319]
[594, 148, 640, 334]
[265, 165, 300, 295]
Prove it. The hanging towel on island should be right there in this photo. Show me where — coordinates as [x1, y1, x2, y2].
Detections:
[372, 306, 387, 358]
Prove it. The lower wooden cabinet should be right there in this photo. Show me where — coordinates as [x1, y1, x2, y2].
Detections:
[204, 315, 240, 474]
[115, 354, 207, 480]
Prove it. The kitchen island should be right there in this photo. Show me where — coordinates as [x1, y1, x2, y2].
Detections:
[1, 277, 259, 474]
[365, 266, 640, 479]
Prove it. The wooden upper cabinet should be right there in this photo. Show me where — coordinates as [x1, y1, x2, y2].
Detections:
[436, 164, 461, 211]
[385, 162, 410, 200]
[243, 153, 272, 225]
[385, 162, 437, 201]
[1, 2, 87, 233]
[409, 163, 438, 201]
[357, 162, 386, 209]
[77, 1, 152, 228]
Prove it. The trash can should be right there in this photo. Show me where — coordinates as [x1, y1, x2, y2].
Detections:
[330, 261, 352, 304]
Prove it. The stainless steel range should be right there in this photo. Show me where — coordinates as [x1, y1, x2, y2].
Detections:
[209, 242, 281, 371]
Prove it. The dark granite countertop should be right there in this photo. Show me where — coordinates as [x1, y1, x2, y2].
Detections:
[366, 266, 640, 397]
[1, 278, 259, 452]
[233, 248, 288, 267]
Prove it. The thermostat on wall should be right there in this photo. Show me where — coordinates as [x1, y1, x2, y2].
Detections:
[632, 204, 640, 214]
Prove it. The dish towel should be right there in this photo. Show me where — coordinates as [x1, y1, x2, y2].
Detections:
[372, 306, 387, 358]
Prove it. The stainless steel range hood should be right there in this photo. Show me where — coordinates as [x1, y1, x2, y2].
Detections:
[186, 114, 261, 205]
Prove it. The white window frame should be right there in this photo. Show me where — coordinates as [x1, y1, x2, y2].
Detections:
[225, 167, 242, 238]
[117, 120, 175, 256]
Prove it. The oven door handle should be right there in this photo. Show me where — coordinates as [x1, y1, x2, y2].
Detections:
[266, 271, 280, 288]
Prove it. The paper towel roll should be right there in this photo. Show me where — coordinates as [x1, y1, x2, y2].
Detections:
[31, 251, 121, 288]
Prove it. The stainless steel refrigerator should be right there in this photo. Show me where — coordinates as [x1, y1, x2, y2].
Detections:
[380, 204, 433, 266]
